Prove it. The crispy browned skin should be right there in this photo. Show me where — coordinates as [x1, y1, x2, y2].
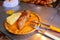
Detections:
[18, 10, 30, 29]
[21, 0, 57, 6]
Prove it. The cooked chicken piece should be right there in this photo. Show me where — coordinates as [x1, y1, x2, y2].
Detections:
[30, 0, 37, 4]
[21, 0, 57, 7]
[18, 10, 30, 29]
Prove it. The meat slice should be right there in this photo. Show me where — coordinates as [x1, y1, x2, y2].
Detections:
[17, 10, 30, 30]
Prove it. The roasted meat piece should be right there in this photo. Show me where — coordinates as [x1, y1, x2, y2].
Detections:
[18, 10, 30, 29]
[21, 0, 57, 7]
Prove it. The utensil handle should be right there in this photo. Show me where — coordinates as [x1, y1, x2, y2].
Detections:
[44, 32, 60, 40]
[41, 22, 60, 33]
[49, 25, 60, 33]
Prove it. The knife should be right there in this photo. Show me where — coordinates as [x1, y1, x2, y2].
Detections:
[30, 23, 60, 40]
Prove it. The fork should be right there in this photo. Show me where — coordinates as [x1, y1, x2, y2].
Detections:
[30, 22, 60, 40]
[31, 21, 60, 33]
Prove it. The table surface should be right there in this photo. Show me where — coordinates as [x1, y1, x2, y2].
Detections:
[0, 2, 60, 40]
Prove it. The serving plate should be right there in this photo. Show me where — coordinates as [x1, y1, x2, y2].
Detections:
[4, 10, 40, 35]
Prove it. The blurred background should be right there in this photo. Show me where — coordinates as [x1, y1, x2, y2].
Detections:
[0, 0, 60, 40]
[0, 0, 60, 8]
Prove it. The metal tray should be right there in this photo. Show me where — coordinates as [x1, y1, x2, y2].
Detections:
[0, 2, 59, 40]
